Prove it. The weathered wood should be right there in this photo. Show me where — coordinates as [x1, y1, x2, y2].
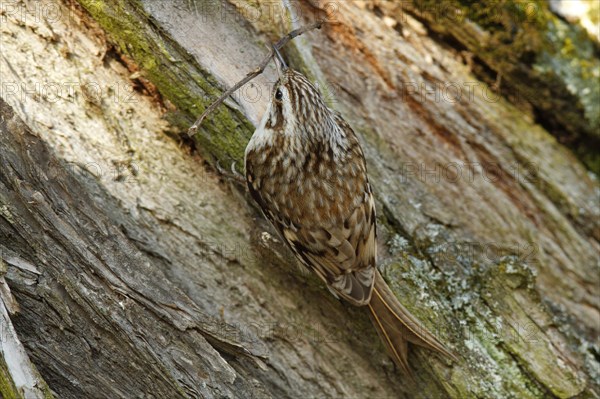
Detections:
[0, 0, 598, 398]
[0, 268, 54, 399]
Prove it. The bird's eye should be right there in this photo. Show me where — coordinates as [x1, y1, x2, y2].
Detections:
[275, 89, 283, 100]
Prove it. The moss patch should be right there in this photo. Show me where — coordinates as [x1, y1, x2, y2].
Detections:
[0, 354, 21, 399]
[402, 0, 600, 174]
[77, 0, 255, 166]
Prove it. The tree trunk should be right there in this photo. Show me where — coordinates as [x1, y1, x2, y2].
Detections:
[1, 0, 598, 398]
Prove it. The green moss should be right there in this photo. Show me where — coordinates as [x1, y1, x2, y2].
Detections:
[406, 0, 600, 175]
[380, 214, 585, 398]
[0, 355, 21, 399]
[0, 337, 58, 399]
[34, 370, 55, 399]
[77, 0, 254, 166]
[481, 260, 585, 398]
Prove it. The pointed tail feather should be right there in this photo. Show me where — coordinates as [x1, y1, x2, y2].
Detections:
[367, 270, 456, 373]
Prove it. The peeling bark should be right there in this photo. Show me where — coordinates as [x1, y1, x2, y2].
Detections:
[0, 0, 598, 398]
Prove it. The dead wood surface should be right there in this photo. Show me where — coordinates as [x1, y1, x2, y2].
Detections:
[0, 1, 598, 398]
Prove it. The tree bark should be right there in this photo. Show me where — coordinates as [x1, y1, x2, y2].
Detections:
[0, 0, 598, 398]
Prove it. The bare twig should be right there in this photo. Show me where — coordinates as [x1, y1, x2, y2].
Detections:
[187, 21, 324, 137]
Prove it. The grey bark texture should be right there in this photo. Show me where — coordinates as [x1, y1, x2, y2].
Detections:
[0, 0, 598, 398]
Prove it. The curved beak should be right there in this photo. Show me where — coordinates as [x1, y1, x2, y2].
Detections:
[273, 45, 288, 77]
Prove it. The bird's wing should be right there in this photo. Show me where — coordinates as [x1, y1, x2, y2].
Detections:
[283, 187, 377, 306]
[245, 113, 377, 306]
[248, 172, 377, 307]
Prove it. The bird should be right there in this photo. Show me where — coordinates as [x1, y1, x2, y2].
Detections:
[244, 49, 455, 375]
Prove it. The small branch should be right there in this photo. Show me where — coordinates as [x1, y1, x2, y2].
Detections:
[187, 21, 324, 137]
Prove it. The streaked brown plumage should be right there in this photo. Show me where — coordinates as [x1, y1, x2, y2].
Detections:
[244, 65, 454, 374]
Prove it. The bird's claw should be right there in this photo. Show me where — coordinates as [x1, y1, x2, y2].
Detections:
[215, 160, 245, 185]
